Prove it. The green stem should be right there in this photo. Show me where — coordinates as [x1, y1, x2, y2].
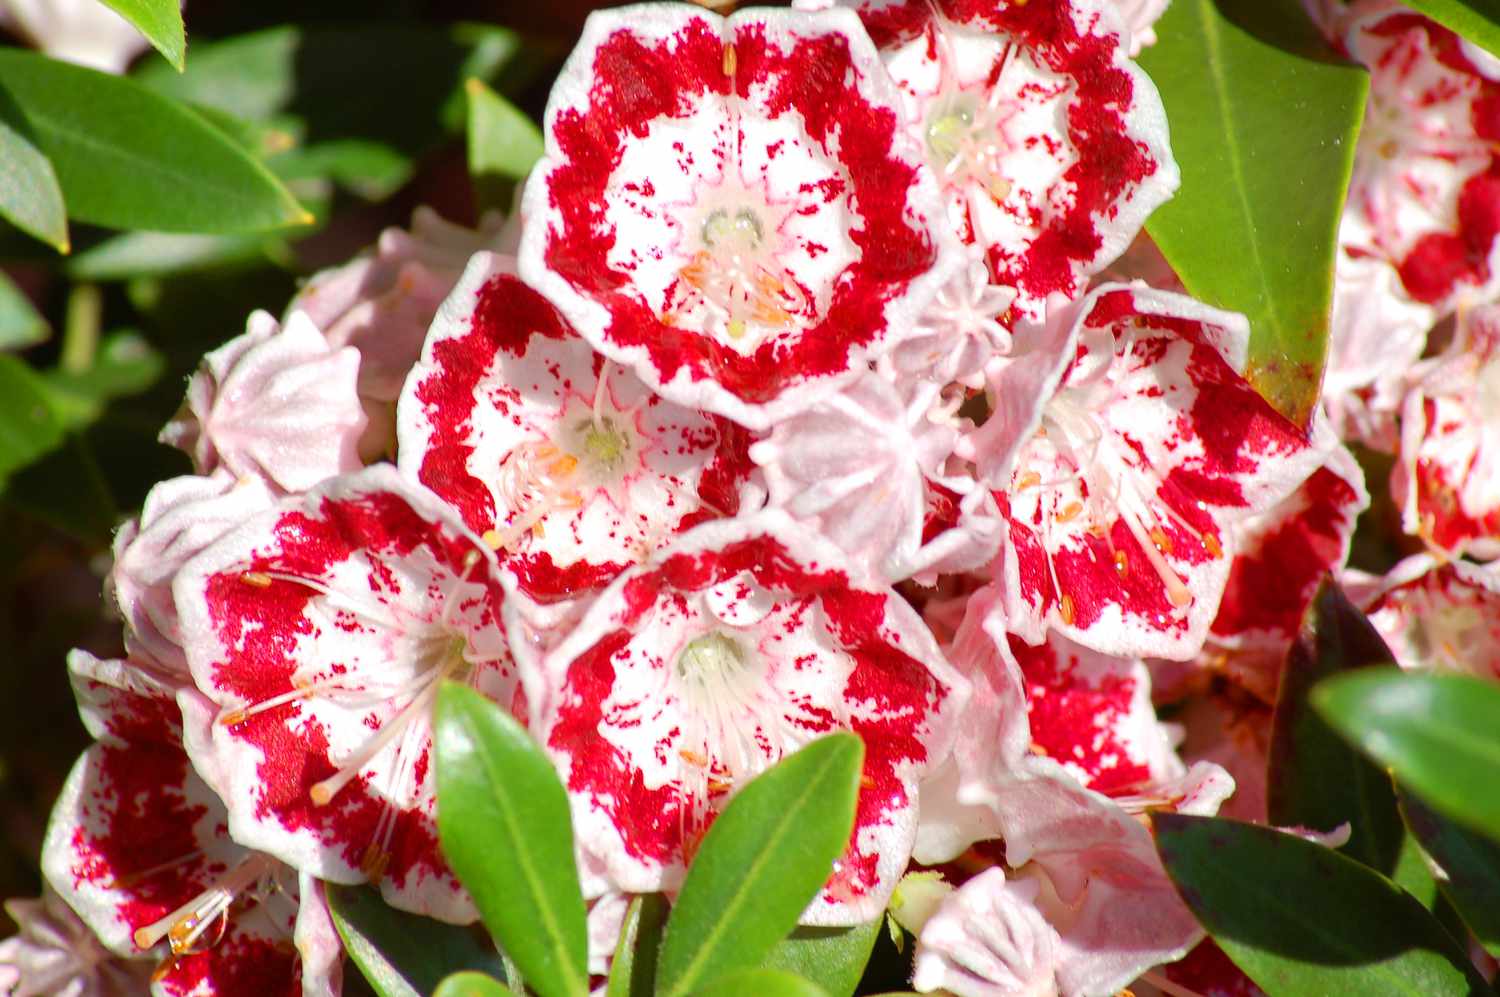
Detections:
[60, 283, 101, 374]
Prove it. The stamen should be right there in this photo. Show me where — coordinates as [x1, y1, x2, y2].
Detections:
[1059, 593, 1075, 626]
[722, 43, 736, 77]
[132, 854, 275, 954]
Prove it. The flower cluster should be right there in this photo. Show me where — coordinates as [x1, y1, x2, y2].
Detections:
[10, 0, 1500, 995]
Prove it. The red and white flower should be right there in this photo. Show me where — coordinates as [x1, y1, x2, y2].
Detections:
[173, 466, 526, 922]
[1359, 554, 1500, 679]
[1393, 301, 1500, 559]
[534, 511, 968, 923]
[519, 4, 960, 428]
[398, 254, 758, 605]
[839, 0, 1178, 320]
[983, 285, 1322, 659]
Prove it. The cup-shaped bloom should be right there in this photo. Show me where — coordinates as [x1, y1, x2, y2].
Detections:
[1360, 554, 1500, 679]
[533, 511, 968, 923]
[839, 0, 1178, 320]
[398, 254, 757, 605]
[174, 466, 526, 923]
[520, 3, 961, 429]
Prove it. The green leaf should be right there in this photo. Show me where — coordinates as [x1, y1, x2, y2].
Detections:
[432, 971, 516, 997]
[66, 231, 275, 280]
[97, 0, 187, 71]
[1267, 580, 1406, 873]
[433, 682, 589, 997]
[0, 50, 307, 235]
[1314, 671, 1500, 841]
[760, 922, 880, 997]
[1400, 1, 1500, 58]
[690, 969, 830, 997]
[42, 330, 164, 431]
[1153, 813, 1490, 996]
[0, 355, 65, 485]
[0, 273, 48, 349]
[466, 77, 544, 211]
[326, 883, 509, 997]
[1399, 787, 1500, 956]
[1137, 0, 1368, 427]
[656, 733, 864, 997]
[0, 80, 68, 252]
[606, 893, 667, 997]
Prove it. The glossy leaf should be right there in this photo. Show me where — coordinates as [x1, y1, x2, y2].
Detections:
[0, 51, 307, 235]
[434, 682, 589, 997]
[656, 734, 864, 997]
[690, 969, 830, 997]
[760, 922, 880, 997]
[1268, 580, 1406, 873]
[432, 972, 516, 997]
[98, 0, 186, 71]
[466, 77, 544, 210]
[607, 893, 667, 997]
[1138, 0, 1368, 427]
[1399, 787, 1500, 956]
[1402, 1, 1500, 57]
[0, 355, 65, 486]
[1153, 814, 1489, 996]
[66, 231, 274, 280]
[0, 273, 47, 349]
[0, 81, 67, 252]
[1315, 671, 1500, 841]
[327, 883, 508, 997]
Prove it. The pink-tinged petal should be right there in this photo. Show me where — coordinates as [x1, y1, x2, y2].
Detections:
[538, 511, 967, 923]
[174, 465, 527, 922]
[1339, 3, 1500, 313]
[993, 285, 1322, 659]
[0, 888, 154, 997]
[292, 874, 343, 997]
[1322, 251, 1434, 452]
[1393, 302, 1500, 558]
[887, 252, 1016, 388]
[1175, 685, 1273, 823]
[844, 0, 1177, 320]
[586, 892, 631, 978]
[66, 650, 183, 749]
[1105, 0, 1170, 56]
[989, 767, 1204, 997]
[1360, 554, 1500, 679]
[398, 254, 758, 605]
[159, 312, 367, 495]
[910, 868, 1061, 997]
[519, 5, 961, 428]
[1211, 424, 1369, 651]
[0, 0, 151, 73]
[108, 472, 276, 682]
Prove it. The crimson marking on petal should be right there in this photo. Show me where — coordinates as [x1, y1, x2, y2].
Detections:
[153, 930, 300, 997]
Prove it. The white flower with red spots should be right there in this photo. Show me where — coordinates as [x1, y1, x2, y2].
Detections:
[532, 511, 968, 923]
[42, 652, 341, 997]
[399, 253, 759, 606]
[838, 0, 1177, 321]
[1359, 554, 1500, 680]
[173, 466, 527, 922]
[159, 311, 367, 495]
[1393, 302, 1500, 559]
[519, 4, 961, 429]
[983, 285, 1322, 659]
[1338, 1, 1500, 312]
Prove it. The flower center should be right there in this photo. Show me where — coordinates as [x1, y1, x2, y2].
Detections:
[132, 853, 279, 956]
[677, 631, 748, 685]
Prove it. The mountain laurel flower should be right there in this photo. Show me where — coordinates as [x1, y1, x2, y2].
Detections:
[1359, 554, 1500, 679]
[532, 511, 968, 923]
[519, 3, 961, 429]
[399, 254, 759, 605]
[173, 466, 527, 923]
[839, 0, 1178, 320]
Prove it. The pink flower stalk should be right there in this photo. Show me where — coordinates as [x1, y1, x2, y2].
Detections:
[533, 511, 968, 923]
[1338, 1, 1500, 312]
[173, 466, 527, 922]
[519, 4, 960, 428]
[981, 285, 1322, 660]
[840, 0, 1178, 320]
[1393, 301, 1500, 559]
[399, 254, 758, 605]
[41, 652, 341, 997]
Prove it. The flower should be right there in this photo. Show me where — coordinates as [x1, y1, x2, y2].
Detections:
[398, 253, 759, 604]
[0, 0, 155, 72]
[173, 466, 526, 922]
[1358, 554, 1500, 679]
[519, 4, 960, 428]
[840, 0, 1178, 319]
[0, 888, 153, 997]
[533, 511, 967, 923]
[910, 868, 1059, 997]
